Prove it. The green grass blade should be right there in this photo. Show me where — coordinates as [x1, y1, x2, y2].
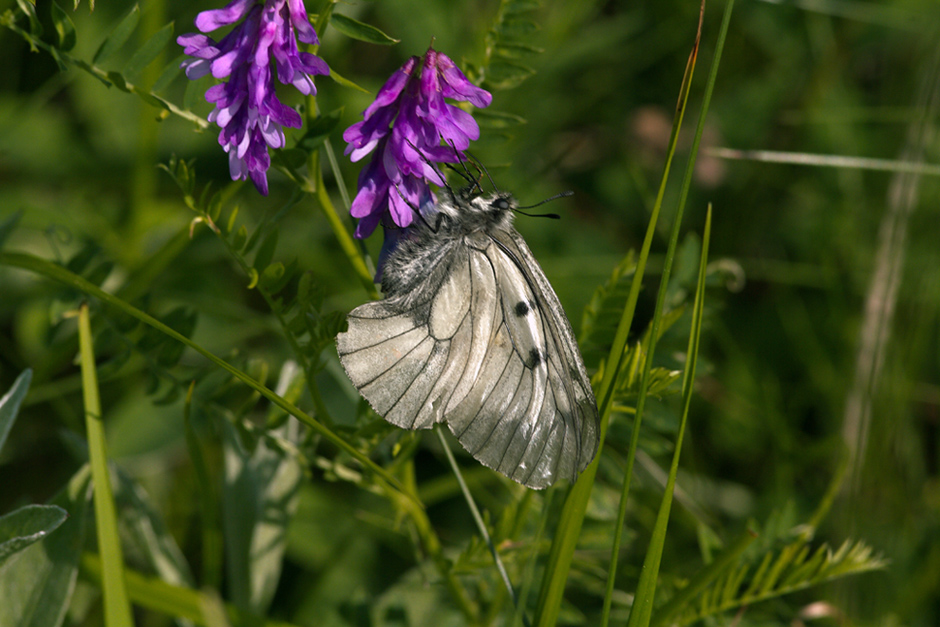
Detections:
[80, 553, 304, 627]
[626, 206, 712, 627]
[534, 6, 702, 620]
[649, 527, 757, 627]
[598, 7, 707, 624]
[78, 303, 134, 627]
[0, 251, 407, 498]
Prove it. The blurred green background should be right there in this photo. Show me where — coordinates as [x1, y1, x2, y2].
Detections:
[1, 0, 938, 625]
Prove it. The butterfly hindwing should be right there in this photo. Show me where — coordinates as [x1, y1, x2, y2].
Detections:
[477, 228, 598, 487]
[336, 191, 600, 489]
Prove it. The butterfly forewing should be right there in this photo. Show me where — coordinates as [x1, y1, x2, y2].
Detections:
[337, 192, 599, 489]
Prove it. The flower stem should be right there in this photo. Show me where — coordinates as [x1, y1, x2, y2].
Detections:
[435, 426, 530, 626]
[312, 153, 379, 298]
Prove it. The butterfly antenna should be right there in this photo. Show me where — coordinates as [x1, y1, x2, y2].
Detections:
[392, 183, 438, 231]
[405, 138, 456, 200]
[440, 136, 487, 196]
[465, 150, 499, 193]
[514, 191, 574, 220]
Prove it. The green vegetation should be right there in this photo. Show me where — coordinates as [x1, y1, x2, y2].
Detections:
[1, 0, 936, 626]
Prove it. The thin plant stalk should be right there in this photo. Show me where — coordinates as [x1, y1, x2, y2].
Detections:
[312, 152, 379, 299]
[435, 426, 530, 627]
[511, 488, 554, 627]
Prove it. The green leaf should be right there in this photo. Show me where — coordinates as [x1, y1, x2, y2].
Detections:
[650, 529, 757, 627]
[622, 208, 711, 627]
[669, 538, 886, 626]
[155, 307, 198, 367]
[232, 224, 249, 251]
[484, 60, 536, 90]
[253, 230, 279, 272]
[0, 211, 22, 252]
[579, 252, 638, 364]
[183, 73, 209, 112]
[297, 108, 343, 152]
[475, 109, 527, 129]
[16, 0, 42, 38]
[94, 5, 140, 65]
[259, 262, 286, 291]
[0, 369, 31, 454]
[504, 0, 541, 13]
[124, 21, 175, 82]
[85, 260, 114, 287]
[0, 505, 68, 567]
[330, 13, 399, 44]
[65, 242, 100, 276]
[152, 54, 184, 93]
[112, 470, 195, 588]
[0, 467, 92, 627]
[243, 222, 264, 255]
[328, 66, 370, 93]
[139, 91, 170, 111]
[221, 419, 303, 614]
[0, 251, 408, 495]
[493, 16, 539, 39]
[227, 206, 240, 234]
[49, 1, 76, 51]
[536, 1, 727, 623]
[494, 42, 544, 59]
[81, 552, 308, 627]
[107, 70, 129, 92]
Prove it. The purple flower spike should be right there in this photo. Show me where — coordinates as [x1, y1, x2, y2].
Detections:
[343, 47, 492, 239]
[178, 0, 329, 195]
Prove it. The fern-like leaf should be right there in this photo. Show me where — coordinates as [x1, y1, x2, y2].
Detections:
[654, 534, 886, 626]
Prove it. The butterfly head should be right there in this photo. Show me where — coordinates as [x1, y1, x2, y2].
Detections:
[436, 187, 516, 233]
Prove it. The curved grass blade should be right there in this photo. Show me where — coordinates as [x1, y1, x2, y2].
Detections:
[625, 206, 711, 627]
[80, 553, 304, 627]
[618, 0, 736, 622]
[649, 527, 758, 627]
[533, 4, 707, 625]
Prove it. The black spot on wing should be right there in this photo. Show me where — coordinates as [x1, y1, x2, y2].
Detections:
[527, 348, 542, 368]
[514, 301, 529, 317]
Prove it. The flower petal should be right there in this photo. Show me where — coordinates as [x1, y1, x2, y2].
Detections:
[195, 0, 256, 32]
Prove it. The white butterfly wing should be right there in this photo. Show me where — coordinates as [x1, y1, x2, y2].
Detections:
[337, 228, 599, 489]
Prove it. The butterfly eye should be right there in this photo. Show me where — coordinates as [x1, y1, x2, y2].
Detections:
[491, 197, 511, 212]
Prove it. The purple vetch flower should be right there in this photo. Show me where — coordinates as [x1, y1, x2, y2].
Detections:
[343, 47, 492, 239]
[178, 0, 329, 195]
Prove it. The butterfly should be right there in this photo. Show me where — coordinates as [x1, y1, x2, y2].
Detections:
[336, 187, 599, 489]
